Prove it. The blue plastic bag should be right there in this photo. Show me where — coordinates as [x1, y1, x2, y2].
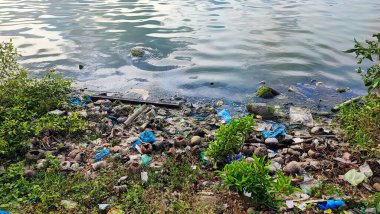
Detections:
[139, 131, 156, 143]
[93, 149, 110, 162]
[218, 109, 232, 123]
[130, 140, 142, 151]
[318, 200, 344, 210]
[0, 210, 11, 214]
[261, 122, 286, 139]
[68, 97, 86, 106]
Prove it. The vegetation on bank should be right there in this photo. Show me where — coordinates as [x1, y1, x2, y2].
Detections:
[340, 33, 380, 152]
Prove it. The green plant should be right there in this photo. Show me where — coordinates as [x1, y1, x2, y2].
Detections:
[345, 33, 380, 92]
[217, 155, 298, 208]
[0, 40, 86, 160]
[206, 115, 255, 163]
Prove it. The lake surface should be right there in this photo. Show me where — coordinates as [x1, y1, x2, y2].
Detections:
[1, 0, 379, 100]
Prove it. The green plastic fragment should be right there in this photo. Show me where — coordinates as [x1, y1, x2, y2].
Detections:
[343, 169, 367, 186]
[140, 154, 152, 166]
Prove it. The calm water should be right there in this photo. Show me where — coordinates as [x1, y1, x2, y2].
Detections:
[1, 0, 379, 100]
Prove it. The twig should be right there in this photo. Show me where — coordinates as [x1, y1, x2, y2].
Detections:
[90, 95, 180, 108]
[124, 104, 148, 127]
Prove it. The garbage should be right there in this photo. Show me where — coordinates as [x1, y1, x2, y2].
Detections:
[218, 109, 232, 123]
[317, 200, 344, 210]
[130, 140, 142, 151]
[141, 171, 148, 182]
[261, 122, 286, 139]
[68, 97, 86, 106]
[226, 154, 243, 164]
[200, 151, 208, 165]
[139, 131, 156, 143]
[344, 169, 367, 186]
[108, 116, 118, 125]
[93, 149, 110, 162]
[61, 200, 78, 210]
[286, 200, 294, 209]
[359, 164, 373, 177]
[140, 154, 152, 165]
[289, 106, 314, 127]
[0, 210, 11, 214]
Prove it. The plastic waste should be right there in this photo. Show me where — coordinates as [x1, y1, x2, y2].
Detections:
[200, 151, 208, 165]
[344, 169, 367, 186]
[139, 131, 156, 143]
[261, 122, 286, 139]
[68, 97, 86, 106]
[318, 200, 344, 210]
[218, 109, 232, 123]
[130, 140, 142, 151]
[93, 149, 110, 162]
[108, 116, 118, 125]
[140, 154, 152, 165]
[0, 211, 11, 214]
[226, 154, 243, 164]
[141, 171, 148, 182]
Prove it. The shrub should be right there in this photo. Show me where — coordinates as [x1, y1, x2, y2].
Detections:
[0, 40, 86, 160]
[217, 155, 298, 208]
[206, 115, 255, 163]
[345, 33, 380, 92]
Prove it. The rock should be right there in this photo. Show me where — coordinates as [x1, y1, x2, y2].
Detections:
[126, 162, 141, 174]
[336, 87, 347, 93]
[246, 103, 275, 119]
[68, 149, 81, 159]
[287, 148, 301, 157]
[309, 160, 321, 170]
[272, 157, 285, 165]
[254, 147, 268, 157]
[92, 161, 107, 170]
[79, 64, 84, 70]
[174, 136, 187, 147]
[24, 169, 37, 178]
[25, 150, 45, 161]
[61, 200, 78, 210]
[99, 204, 111, 213]
[359, 164, 373, 177]
[373, 183, 380, 192]
[281, 134, 294, 144]
[74, 152, 86, 162]
[117, 116, 128, 123]
[152, 140, 169, 151]
[114, 185, 127, 193]
[70, 162, 80, 171]
[310, 127, 324, 135]
[190, 136, 202, 146]
[36, 159, 47, 169]
[256, 86, 280, 99]
[283, 161, 301, 175]
[269, 161, 282, 174]
[264, 138, 279, 147]
[131, 48, 144, 57]
[60, 161, 71, 170]
[168, 147, 176, 154]
[241, 143, 255, 155]
[289, 107, 314, 127]
[307, 150, 320, 158]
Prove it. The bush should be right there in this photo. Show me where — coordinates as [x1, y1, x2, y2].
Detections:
[0, 40, 86, 160]
[217, 155, 297, 208]
[206, 115, 255, 163]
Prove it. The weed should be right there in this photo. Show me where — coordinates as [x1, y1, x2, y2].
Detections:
[206, 115, 255, 163]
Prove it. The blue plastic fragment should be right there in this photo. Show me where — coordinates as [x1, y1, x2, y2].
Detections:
[226, 154, 244, 163]
[318, 200, 344, 210]
[130, 140, 142, 150]
[108, 116, 118, 125]
[84, 95, 92, 103]
[139, 131, 156, 143]
[0, 210, 11, 214]
[68, 97, 86, 106]
[261, 122, 286, 139]
[218, 109, 232, 123]
[93, 149, 110, 162]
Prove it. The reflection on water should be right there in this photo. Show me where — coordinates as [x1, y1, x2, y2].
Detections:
[0, 0, 379, 100]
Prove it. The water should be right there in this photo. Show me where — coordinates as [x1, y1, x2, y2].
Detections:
[1, 0, 379, 101]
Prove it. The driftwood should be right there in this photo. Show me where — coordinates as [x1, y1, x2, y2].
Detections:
[124, 104, 148, 127]
[90, 95, 180, 108]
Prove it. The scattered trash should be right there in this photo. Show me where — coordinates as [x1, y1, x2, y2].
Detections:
[261, 122, 286, 139]
[0, 211, 11, 214]
[344, 169, 367, 186]
[93, 149, 110, 162]
[318, 200, 344, 210]
[139, 131, 156, 143]
[140, 154, 152, 165]
[68, 97, 86, 106]
[200, 151, 208, 165]
[289, 106, 314, 127]
[141, 171, 148, 182]
[286, 200, 294, 209]
[108, 116, 118, 125]
[130, 140, 142, 151]
[218, 109, 232, 123]
[226, 154, 243, 163]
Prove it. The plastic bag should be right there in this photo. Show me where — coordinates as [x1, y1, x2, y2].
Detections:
[218, 109, 232, 123]
[93, 149, 110, 162]
[139, 131, 156, 143]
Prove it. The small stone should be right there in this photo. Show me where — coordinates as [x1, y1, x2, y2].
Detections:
[288, 86, 295, 92]
[287, 148, 301, 157]
[70, 162, 80, 171]
[25, 150, 45, 161]
[309, 160, 321, 170]
[99, 204, 111, 212]
[60, 161, 71, 170]
[264, 138, 279, 147]
[283, 161, 301, 175]
[190, 136, 202, 146]
[241, 144, 255, 156]
[131, 48, 144, 57]
[246, 103, 275, 119]
[307, 150, 320, 158]
[310, 127, 324, 135]
[92, 161, 107, 170]
[269, 162, 282, 174]
[126, 162, 141, 174]
[373, 183, 380, 192]
[336, 87, 347, 93]
[24, 169, 37, 178]
[254, 147, 268, 157]
[272, 157, 285, 165]
[256, 86, 280, 99]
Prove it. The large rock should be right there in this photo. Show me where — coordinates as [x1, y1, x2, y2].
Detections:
[246, 103, 275, 119]
[256, 86, 280, 98]
[289, 107, 314, 127]
[283, 161, 301, 175]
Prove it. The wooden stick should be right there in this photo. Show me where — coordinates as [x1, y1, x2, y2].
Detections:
[90, 95, 180, 108]
[124, 104, 148, 127]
